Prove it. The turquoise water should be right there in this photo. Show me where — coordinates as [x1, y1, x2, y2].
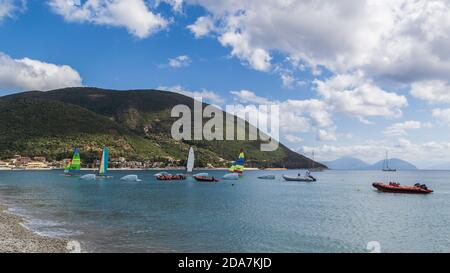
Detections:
[0, 170, 449, 253]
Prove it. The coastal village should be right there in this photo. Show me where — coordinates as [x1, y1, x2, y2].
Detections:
[0, 155, 206, 170]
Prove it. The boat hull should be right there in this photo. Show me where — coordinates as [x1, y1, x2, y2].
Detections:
[194, 176, 219, 182]
[258, 175, 276, 180]
[96, 175, 113, 179]
[282, 175, 316, 182]
[372, 183, 433, 194]
[156, 175, 186, 181]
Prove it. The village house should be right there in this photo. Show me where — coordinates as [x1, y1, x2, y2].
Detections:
[0, 160, 11, 169]
[33, 157, 46, 162]
[26, 161, 49, 169]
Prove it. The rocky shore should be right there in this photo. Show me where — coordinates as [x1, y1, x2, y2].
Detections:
[0, 205, 69, 253]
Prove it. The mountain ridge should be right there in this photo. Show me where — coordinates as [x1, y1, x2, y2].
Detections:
[322, 156, 417, 170]
[0, 87, 325, 169]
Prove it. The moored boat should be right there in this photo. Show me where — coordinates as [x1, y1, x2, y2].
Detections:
[80, 174, 96, 181]
[258, 174, 276, 180]
[372, 182, 433, 194]
[194, 173, 219, 182]
[154, 172, 186, 181]
[382, 151, 396, 172]
[282, 174, 316, 182]
[308, 151, 324, 172]
[222, 173, 239, 180]
[120, 175, 142, 182]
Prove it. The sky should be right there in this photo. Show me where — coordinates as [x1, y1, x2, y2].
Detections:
[1, 0, 450, 168]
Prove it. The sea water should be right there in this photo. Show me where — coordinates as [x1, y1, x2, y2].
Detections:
[0, 170, 449, 253]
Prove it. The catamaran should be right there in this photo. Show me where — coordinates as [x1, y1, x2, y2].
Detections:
[382, 151, 396, 172]
[97, 146, 112, 179]
[229, 149, 245, 176]
[64, 148, 81, 176]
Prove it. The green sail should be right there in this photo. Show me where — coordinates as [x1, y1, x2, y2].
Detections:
[66, 148, 81, 173]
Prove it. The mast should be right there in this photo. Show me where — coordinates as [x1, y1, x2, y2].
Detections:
[385, 151, 389, 169]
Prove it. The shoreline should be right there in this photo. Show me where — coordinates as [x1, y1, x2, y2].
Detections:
[0, 167, 263, 171]
[0, 204, 70, 253]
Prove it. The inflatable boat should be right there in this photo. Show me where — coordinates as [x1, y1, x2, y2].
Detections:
[372, 182, 433, 194]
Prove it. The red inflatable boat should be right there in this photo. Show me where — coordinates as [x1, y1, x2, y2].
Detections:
[372, 182, 433, 194]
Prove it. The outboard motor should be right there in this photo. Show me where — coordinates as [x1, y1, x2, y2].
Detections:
[308, 175, 317, 181]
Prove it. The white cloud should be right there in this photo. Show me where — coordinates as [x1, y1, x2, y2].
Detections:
[284, 134, 303, 144]
[317, 129, 337, 141]
[230, 90, 273, 105]
[0, 0, 25, 22]
[156, 0, 184, 12]
[187, 16, 215, 38]
[49, 0, 168, 38]
[280, 72, 295, 89]
[168, 55, 191, 68]
[187, 0, 450, 84]
[231, 90, 333, 134]
[158, 85, 224, 105]
[315, 72, 407, 120]
[432, 108, 450, 125]
[0, 52, 82, 91]
[219, 31, 271, 71]
[411, 80, 450, 104]
[183, 0, 450, 125]
[383, 120, 422, 137]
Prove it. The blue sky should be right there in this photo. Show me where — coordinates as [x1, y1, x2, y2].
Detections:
[1, 0, 450, 168]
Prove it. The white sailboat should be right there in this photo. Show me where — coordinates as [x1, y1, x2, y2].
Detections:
[187, 147, 195, 173]
[308, 150, 323, 172]
[382, 151, 396, 172]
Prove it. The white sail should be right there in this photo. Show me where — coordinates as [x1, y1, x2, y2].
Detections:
[187, 147, 195, 173]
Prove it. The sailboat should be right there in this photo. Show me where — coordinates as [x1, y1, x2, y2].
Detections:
[64, 148, 81, 176]
[97, 146, 112, 178]
[229, 148, 245, 175]
[382, 151, 396, 172]
[308, 150, 323, 172]
[187, 147, 195, 173]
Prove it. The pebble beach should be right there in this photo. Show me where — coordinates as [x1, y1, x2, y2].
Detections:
[0, 205, 69, 253]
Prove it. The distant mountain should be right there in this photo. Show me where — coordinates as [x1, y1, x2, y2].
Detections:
[322, 156, 418, 170]
[322, 157, 369, 170]
[366, 158, 417, 170]
[0, 87, 325, 169]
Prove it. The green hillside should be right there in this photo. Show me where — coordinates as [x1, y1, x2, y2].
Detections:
[0, 87, 326, 169]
